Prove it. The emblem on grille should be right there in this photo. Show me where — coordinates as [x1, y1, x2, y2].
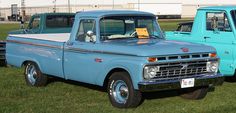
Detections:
[181, 47, 189, 52]
[181, 64, 189, 70]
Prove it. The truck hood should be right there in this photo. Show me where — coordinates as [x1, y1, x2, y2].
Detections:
[100, 39, 215, 57]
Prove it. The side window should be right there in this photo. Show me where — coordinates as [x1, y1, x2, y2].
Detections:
[177, 24, 192, 32]
[206, 12, 231, 32]
[29, 17, 40, 29]
[77, 19, 96, 42]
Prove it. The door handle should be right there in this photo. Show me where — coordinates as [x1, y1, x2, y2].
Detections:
[204, 37, 211, 39]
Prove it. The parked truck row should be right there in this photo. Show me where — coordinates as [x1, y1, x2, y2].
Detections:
[6, 10, 224, 108]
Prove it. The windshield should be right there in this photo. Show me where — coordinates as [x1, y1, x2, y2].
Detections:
[100, 16, 163, 40]
[231, 10, 236, 29]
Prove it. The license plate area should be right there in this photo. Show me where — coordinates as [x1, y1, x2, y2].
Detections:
[181, 78, 195, 88]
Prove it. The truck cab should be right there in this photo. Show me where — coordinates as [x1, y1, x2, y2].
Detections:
[166, 6, 236, 77]
[9, 13, 75, 34]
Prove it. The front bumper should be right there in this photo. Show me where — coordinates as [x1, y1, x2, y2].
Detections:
[138, 73, 224, 92]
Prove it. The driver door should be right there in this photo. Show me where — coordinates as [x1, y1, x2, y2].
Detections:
[204, 12, 235, 75]
[64, 18, 100, 84]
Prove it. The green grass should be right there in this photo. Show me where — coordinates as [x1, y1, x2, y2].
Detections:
[1, 21, 236, 113]
[0, 24, 19, 40]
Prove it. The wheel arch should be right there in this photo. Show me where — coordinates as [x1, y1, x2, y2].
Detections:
[21, 60, 41, 70]
[103, 68, 131, 89]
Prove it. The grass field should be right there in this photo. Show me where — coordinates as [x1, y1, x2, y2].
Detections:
[1, 21, 236, 113]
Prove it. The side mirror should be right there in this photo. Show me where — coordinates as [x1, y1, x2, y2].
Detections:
[86, 30, 95, 42]
[87, 30, 93, 37]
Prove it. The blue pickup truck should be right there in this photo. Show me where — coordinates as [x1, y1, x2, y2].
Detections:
[6, 10, 224, 108]
[166, 6, 236, 79]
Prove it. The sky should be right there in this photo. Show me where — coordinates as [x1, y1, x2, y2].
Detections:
[0, 0, 235, 8]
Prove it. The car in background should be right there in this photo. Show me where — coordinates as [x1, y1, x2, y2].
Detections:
[9, 13, 75, 34]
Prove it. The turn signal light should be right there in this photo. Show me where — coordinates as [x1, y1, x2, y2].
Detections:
[209, 53, 217, 58]
[148, 57, 157, 62]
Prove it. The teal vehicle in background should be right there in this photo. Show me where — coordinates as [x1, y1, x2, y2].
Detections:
[9, 13, 75, 34]
[0, 13, 75, 66]
[166, 6, 236, 78]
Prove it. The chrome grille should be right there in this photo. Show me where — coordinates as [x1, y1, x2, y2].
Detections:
[153, 60, 209, 79]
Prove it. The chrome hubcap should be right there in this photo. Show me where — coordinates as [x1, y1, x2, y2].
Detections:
[26, 65, 37, 85]
[112, 80, 129, 104]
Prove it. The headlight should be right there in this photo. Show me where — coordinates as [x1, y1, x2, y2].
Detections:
[206, 61, 219, 73]
[143, 66, 160, 79]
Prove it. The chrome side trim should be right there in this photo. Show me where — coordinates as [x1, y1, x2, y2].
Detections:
[7, 40, 63, 49]
[7, 40, 139, 56]
[65, 47, 139, 56]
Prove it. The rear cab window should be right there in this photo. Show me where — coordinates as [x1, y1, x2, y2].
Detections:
[46, 15, 74, 28]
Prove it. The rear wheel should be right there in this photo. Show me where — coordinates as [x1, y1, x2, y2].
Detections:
[24, 62, 48, 87]
[180, 87, 208, 100]
[107, 72, 142, 108]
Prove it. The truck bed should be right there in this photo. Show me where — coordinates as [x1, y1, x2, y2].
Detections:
[7, 33, 69, 78]
[9, 33, 70, 42]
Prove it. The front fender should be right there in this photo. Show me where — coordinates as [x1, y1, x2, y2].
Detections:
[95, 59, 145, 90]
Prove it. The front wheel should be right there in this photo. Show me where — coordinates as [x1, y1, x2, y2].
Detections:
[107, 72, 142, 108]
[24, 62, 48, 87]
[180, 87, 209, 100]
